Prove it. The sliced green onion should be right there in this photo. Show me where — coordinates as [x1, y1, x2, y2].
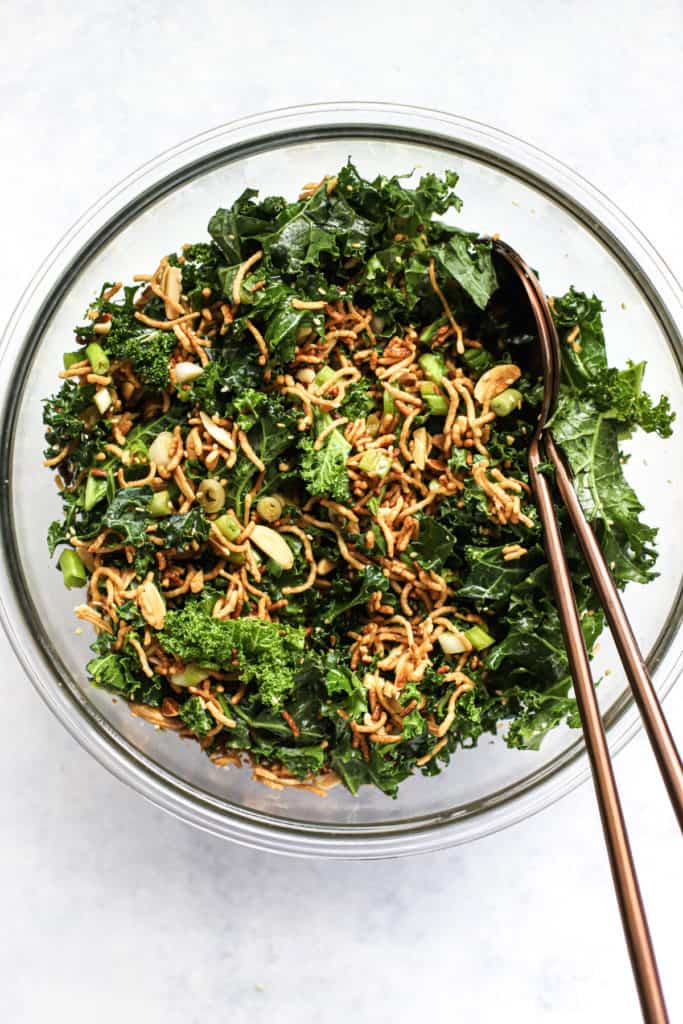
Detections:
[418, 381, 449, 414]
[85, 342, 110, 375]
[267, 557, 284, 577]
[465, 625, 495, 650]
[63, 350, 84, 370]
[419, 315, 448, 343]
[418, 352, 446, 384]
[148, 490, 174, 518]
[215, 511, 241, 541]
[197, 478, 226, 514]
[424, 394, 448, 415]
[84, 474, 108, 511]
[93, 389, 112, 415]
[383, 390, 396, 415]
[490, 388, 523, 417]
[314, 365, 335, 387]
[170, 663, 211, 687]
[59, 549, 87, 589]
[365, 412, 381, 437]
[359, 449, 392, 477]
[257, 494, 285, 522]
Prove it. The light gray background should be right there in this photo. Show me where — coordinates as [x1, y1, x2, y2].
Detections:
[1, 2, 681, 1021]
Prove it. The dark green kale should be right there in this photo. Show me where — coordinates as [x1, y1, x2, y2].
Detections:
[457, 544, 539, 604]
[156, 509, 211, 551]
[340, 379, 376, 420]
[225, 394, 299, 516]
[179, 696, 214, 737]
[550, 289, 674, 586]
[320, 565, 391, 625]
[407, 517, 457, 572]
[299, 429, 351, 503]
[169, 242, 224, 310]
[43, 380, 108, 471]
[102, 485, 153, 547]
[87, 637, 163, 707]
[75, 282, 175, 391]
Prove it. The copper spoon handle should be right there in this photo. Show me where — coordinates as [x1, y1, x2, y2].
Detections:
[545, 432, 683, 830]
[529, 441, 669, 1024]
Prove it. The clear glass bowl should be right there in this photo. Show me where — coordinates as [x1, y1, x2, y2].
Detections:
[1, 103, 681, 858]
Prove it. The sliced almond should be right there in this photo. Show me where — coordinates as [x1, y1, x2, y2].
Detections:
[185, 427, 204, 461]
[163, 265, 182, 318]
[473, 364, 521, 404]
[411, 427, 430, 470]
[161, 697, 180, 717]
[250, 524, 294, 570]
[199, 411, 235, 451]
[137, 579, 166, 630]
[438, 631, 467, 655]
[148, 431, 174, 468]
[174, 361, 204, 385]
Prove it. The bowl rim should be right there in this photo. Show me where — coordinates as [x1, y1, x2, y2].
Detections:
[1, 101, 681, 859]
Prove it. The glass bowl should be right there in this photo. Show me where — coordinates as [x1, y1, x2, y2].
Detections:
[1, 103, 681, 859]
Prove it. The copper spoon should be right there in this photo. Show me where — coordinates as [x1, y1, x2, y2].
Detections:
[492, 238, 682, 1024]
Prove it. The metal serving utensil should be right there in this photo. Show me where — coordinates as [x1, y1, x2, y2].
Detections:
[491, 238, 683, 1024]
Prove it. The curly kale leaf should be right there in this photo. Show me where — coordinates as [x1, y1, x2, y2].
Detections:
[273, 745, 326, 779]
[209, 188, 287, 264]
[109, 330, 176, 391]
[321, 658, 368, 720]
[75, 282, 175, 391]
[159, 603, 306, 708]
[43, 380, 108, 471]
[169, 242, 225, 310]
[299, 428, 351, 502]
[179, 695, 214, 737]
[87, 639, 162, 706]
[225, 394, 299, 516]
[582, 360, 674, 437]
[340, 379, 376, 420]
[552, 401, 659, 584]
[336, 162, 462, 238]
[552, 288, 608, 384]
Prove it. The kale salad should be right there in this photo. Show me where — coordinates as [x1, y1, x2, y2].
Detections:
[42, 165, 673, 798]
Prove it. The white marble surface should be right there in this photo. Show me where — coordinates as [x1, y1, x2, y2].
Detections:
[1, 2, 682, 1021]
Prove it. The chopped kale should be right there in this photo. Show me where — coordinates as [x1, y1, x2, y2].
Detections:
[41, 163, 674, 800]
